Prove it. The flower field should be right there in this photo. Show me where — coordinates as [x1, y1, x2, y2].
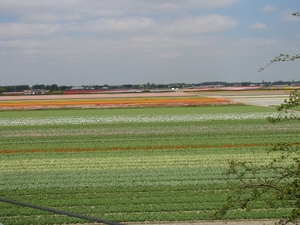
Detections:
[0, 105, 300, 224]
[0, 95, 231, 110]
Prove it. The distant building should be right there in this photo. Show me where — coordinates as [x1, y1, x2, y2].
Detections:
[70, 86, 95, 90]
[70, 86, 85, 90]
[24, 89, 47, 95]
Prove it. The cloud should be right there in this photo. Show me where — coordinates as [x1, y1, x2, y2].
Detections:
[1, 13, 238, 40]
[250, 22, 267, 30]
[132, 0, 241, 12]
[166, 15, 239, 35]
[0, 17, 158, 40]
[0, 0, 241, 23]
[259, 5, 277, 13]
[0, 22, 61, 39]
[82, 17, 157, 33]
[233, 38, 280, 48]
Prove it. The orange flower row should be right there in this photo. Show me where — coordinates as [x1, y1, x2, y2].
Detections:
[0, 97, 231, 109]
[3, 143, 298, 154]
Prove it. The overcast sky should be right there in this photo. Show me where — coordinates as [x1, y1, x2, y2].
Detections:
[1, 0, 300, 86]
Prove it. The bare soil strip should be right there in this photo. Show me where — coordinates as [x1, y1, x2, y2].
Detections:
[190, 90, 290, 107]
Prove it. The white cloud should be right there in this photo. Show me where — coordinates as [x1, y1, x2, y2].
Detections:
[83, 17, 157, 33]
[0, 13, 238, 40]
[131, 0, 241, 12]
[0, 0, 241, 23]
[0, 22, 61, 39]
[166, 15, 239, 35]
[260, 5, 277, 13]
[0, 17, 158, 39]
[250, 22, 267, 30]
[233, 38, 280, 48]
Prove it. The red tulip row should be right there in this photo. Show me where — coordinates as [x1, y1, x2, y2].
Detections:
[0, 142, 287, 155]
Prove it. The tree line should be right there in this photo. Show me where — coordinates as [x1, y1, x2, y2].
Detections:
[1, 80, 300, 94]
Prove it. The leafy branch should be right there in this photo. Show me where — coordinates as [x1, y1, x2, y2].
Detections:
[259, 53, 300, 72]
[293, 12, 300, 17]
[259, 12, 300, 72]
[267, 89, 300, 122]
[214, 143, 300, 225]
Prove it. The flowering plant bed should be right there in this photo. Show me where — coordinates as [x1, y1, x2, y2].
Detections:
[0, 94, 231, 110]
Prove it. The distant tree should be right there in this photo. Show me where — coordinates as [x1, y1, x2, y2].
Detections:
[0, 86, 4, 94]
[150, 83, 157, 89]
[3, 85, 30, 92]
[59, 86, 71, 91]
[32, 84, 45, 89]
[45, 84, 59, 91]
[215, 12, 300, 225]
[122, 84, 133, 89]
[272, 80, 285, 85]
[241, 82, 251, 86]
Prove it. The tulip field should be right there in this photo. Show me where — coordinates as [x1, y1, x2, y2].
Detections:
[0, 95, 230, 110]
[1, 105, 300, 225]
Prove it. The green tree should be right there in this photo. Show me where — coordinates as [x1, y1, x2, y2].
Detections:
[32, 84, 45, 89]
[215, 13, 300, 225]
[45, 84, 59, 91]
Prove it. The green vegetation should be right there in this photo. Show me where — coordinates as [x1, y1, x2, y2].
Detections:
[0, 104, 274, 118]
[0, 105, 299, 224]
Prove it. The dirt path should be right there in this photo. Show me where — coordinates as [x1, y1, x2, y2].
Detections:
[193, 90, 289, 107]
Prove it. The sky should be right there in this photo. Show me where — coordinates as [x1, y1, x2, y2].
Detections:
[0, 0, 300, 86]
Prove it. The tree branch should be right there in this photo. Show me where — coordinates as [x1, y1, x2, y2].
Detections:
[259, 12, 300, 72]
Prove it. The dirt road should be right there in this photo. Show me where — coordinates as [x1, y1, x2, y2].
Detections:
[195, 90, 290, 107]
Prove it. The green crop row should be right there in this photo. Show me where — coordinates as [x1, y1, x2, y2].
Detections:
[0, 148, 283, 173]
[0, 184, 292, 224]
[1, 125, 298, 151]
[0, 105, 276, 118]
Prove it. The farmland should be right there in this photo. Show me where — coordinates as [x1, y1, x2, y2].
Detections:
[0, 93, 230, 110]
[0, 100, 300, 224]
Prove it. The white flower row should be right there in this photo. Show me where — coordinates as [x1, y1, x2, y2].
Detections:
[0, 112, 296, 126]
